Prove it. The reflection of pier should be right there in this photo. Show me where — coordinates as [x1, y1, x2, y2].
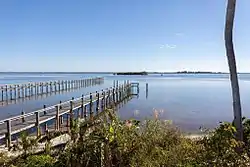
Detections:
[0, 81, 139, 149]
[0, 77, 104, 103]
[0, 79, 104, 107]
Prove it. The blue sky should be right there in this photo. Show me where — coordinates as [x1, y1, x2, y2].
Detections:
[0, 0, 250, 72]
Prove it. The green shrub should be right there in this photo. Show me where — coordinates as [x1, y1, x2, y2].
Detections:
[6, 111, 250, 167]
[16, 155, 55, 167]
[199, 122, 250, 166]
[56, 111, 205, 166]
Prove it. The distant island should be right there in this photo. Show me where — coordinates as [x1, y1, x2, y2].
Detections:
[152, 71, 227, 74]
[114, 71, 148, 75]
[175, 71, 224, 74]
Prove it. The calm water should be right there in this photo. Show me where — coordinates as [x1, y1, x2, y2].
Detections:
[1, 73, 250, 133]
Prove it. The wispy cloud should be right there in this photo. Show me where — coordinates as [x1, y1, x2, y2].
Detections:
[160, 44, 177, 49]
[160, 45, 165, 49]
[166, 44, 177, 49]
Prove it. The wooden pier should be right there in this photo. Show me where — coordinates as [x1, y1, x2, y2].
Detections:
[0, 77, 104, 102]
[0, 77, 104, 107]
[0, 81, 139, 149]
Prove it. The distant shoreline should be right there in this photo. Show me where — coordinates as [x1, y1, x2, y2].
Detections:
[114, 72, 148, 75]
[0, 72, 249, 74]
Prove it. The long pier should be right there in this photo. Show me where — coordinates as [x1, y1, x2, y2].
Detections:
[0, 78, 104, 107]
[0, 81, 139, 149]
[0, 77, 104, 102]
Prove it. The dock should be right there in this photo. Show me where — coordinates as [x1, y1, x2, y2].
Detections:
[0, 81, 139, 149]
[0, 77, 104, 102]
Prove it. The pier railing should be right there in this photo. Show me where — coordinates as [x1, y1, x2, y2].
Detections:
[0, 77, 104, 102]
[0, 81, 139, 148]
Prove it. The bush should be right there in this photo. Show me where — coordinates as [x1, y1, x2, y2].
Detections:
[5, 110, 250, 167]
[55, 111, 204, 166]
[199, 122, 250, 166]
[16, 155, 55, 167]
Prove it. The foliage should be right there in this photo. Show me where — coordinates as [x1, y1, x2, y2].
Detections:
[199, 122, 250, 166]
[16, 155, 55, 167]
[44, 139, 52, 155]
[54, 111, 203, 166]
[4, 111, 250, 166]
[70, 118, 80, 142]
[17, 131, 38, 157]
[0, 152, 12, 166]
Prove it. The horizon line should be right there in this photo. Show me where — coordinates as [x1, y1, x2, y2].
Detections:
[0, 71, 249, 74]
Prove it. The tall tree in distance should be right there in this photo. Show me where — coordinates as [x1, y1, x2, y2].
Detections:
[225, 0, 243, 141]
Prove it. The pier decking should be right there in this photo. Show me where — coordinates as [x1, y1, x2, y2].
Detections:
[0, 77, 104, 102]
[0, 81, 139, 149]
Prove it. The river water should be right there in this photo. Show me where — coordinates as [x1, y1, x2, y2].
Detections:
[1, 73, 250, 133]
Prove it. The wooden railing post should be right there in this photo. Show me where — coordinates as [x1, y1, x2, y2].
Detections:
[59, 101, 62, 109]
[34, 83, 37, 95]
[5, 85, 8, 100]
[69, 100, 74, 130]
[38, 83, 41, 95]
[119, 86, 122, 102]
[14, 85, 17, 99]
[96, 91, 99, 113]
[89, 93, 93, 120]
[54, 81, 57, 92]
[103, 90, 106, 110]
[112, 88, 115, 105]
[45, 82, 47, 93]
[101, 90, 104, 111]
[25, 84, 27, 97]
[37, 83, 40, 95]
[41, 83, 43, 94]
[35, 111, 40, 137]
[84, 97, 87, 120]
[1, 86, 3, 101]
[55, 105, 60, 131]
[121, 85, 124, 100]
[30, 84, 32, 96]
[109, 88, 112, 105]
[44, 123, 48, 135]
[58, 81, 61, 91]
[66, 113, 70, 132]
[50, 82, 52, 92]
[17, 85, 20, 98]
[32, 83, 35, 96]
[81, 94, 84, 118]
[5, 120, 11, 149]
[10, 85, 12, 100]
[43, 105, 47, 115]
[21, 110, 25, 122]
[59, 115, 63, 131]
[61, 81, 63, 91]
[106, 89, 109, 108]
[28, 83, 31, 96]
[116, 87, 118, 103]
